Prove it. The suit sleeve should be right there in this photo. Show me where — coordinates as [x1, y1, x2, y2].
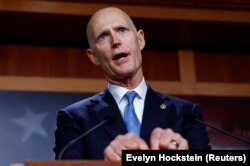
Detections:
[53, 110, 86, 159]
[184, 104, 211, 150]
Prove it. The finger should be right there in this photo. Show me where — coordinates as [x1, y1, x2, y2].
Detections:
[104, 134, 128, 160]
[167, 133, 181, 150]
[150, 128, 163, 150]
[177, 138, 189, 150]
[104, 146, 121, 161]
[167, 139, 179, 150]
[170, 133, 187, 150]
[133, 135, 150, 150]
[112, 134, 129, 155]
[157, 129, 184, 150]
[158, 129, 173, 149]
[160, 131, 188, 150]
[123, 133, 149, 150]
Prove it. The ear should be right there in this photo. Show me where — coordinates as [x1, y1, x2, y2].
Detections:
[137, 29, 145, 50]
[87, 48, 100, 66]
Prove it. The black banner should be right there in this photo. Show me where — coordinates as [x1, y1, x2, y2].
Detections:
[122, 150, 250, 166]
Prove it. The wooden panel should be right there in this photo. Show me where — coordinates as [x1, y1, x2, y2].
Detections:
[0, 44, 179, 81]
[1, 1, 250, 23]
[0, 76, 249, 96]
[0, 44, 103, 78]
[195, 51, 250, 83]
[9, 164, 23, 166]
[142, 50, 180, 81]
[1, 7, 250, 50]
[49, 0, 250, 11]
[25, 161, 121, 166]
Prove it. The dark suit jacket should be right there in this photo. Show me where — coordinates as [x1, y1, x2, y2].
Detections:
[54, 87, 210, 159]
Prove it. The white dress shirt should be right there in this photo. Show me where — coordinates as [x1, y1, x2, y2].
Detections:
[108, 78, 148, 123]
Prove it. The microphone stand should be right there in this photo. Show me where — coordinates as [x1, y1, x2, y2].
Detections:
[195, 118, 250, 145]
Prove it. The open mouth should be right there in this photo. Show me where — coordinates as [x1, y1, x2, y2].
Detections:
[113, 53, 128, 61]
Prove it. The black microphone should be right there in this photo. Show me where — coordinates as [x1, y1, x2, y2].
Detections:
[188, 111, 250, 145]
[57, 114, 116, 160]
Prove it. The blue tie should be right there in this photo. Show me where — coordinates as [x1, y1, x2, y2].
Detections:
[123, 91, 141, 136]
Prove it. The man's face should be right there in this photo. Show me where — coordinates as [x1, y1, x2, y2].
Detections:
[87, 9, 145, 80]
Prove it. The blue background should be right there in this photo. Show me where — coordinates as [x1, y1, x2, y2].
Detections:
[0, 90, 92, 166]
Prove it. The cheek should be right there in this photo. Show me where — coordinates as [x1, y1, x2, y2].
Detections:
[132, 38, 142, 52]
[97, 53, 113, 68]
[95, 47, 110, 61]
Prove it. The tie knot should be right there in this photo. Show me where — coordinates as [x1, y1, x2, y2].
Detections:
[125, 91, 137, 104]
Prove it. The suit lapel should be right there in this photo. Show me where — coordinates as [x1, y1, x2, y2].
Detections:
[140, 87, 177, 145]
[86, 87, 178, 146]
[87, 88, 127, 140]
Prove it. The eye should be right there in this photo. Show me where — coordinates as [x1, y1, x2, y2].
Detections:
[118, 26, 128, 33]
[98, 32, 109, 41]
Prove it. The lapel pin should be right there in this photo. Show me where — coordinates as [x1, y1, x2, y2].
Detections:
[160, 103, 167, 110]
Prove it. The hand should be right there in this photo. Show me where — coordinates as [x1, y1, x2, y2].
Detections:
[104, 132, 149, 161]
[150, 128, 189, 150]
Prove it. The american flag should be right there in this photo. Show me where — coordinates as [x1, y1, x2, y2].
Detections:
[0, 90, 92, 166]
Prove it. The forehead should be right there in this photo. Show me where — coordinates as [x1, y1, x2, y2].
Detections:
[90, 9, 132, 34]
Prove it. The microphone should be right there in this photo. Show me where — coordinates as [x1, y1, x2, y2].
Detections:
[188, 111, 250, 145]
[57, 114, 116, 160]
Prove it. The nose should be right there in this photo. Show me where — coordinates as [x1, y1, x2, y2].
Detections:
[111, 32, 121, 48]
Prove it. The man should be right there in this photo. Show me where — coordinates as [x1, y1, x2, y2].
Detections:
[54, 7, 210, 161]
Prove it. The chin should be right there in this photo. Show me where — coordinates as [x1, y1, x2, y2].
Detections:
[116, 72, 135, 80]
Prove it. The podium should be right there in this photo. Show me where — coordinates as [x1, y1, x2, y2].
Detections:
[11, 161, 121, 166]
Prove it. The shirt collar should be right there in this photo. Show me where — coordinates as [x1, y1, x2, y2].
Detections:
[108, 78, 148, 104]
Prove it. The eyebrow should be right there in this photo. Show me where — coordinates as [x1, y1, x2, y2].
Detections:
[95, 24, 130, 39]
[97, 30, 109, 38]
